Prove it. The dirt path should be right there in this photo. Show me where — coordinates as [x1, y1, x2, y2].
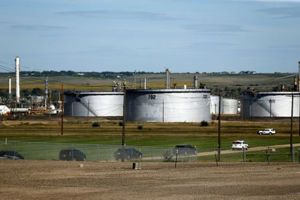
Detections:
[142, 143, 300, 160]
[197, 143, 300, 157]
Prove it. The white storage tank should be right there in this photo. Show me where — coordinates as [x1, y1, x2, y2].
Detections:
[223, 98, 239, 115]
[64, 91, 124, 117]
[241, 92, 300, 118]
[125, 89, 211, 122]
[210, 95, 239, 115]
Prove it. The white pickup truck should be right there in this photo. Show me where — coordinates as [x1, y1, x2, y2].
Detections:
[232, 140, 248, 150]
[257, 128, 276, 135]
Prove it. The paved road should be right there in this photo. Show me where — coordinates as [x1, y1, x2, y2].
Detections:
[197, 143, 300, 157]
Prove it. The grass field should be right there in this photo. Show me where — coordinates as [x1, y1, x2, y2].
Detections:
[0, 73, 295, 93]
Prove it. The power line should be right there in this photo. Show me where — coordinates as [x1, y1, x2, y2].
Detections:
[0, 64, 14, 73]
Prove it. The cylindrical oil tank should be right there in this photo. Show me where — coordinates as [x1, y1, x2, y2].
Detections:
[64, 91, 124, 117]
[125, 89, 211, 122]
[241, 92, 300, 118]
[223, 98, 239, 114]
[210, 95, 239, 115]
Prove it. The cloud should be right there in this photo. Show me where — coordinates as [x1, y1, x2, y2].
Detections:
[259, 6, 300, 18]
[56, 9, 175, 21]
[185, 24, 247, 33]
[10, 24, 67, 31]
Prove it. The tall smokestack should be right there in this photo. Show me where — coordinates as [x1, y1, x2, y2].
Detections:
[193, 75, 198, 89]
[143, 77, 147, 89]
[8, 78, 12, 100]
[15, 56, 20, 104]
[165, 68, 170, 89]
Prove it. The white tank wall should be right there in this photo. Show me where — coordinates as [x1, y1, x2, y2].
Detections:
[64, 92, 124, 117]
[210, 96, 220, 115]
[125, 89, 211, 122]
[241, 92, 300, 118]
[223, 98, 239, 115]
[210, 95, 238, 115]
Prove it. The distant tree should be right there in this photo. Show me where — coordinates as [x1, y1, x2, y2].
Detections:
[31, 88, 43, 96]
[21, 89, 31, 98]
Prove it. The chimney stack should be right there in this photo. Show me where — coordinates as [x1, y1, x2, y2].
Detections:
[15, 56, 20, 104]
[165, 68, 170, 89]
[193, 75, 198, 89]
[143, 77, 147, 89]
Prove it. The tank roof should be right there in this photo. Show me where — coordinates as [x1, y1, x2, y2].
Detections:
[257, 91, 300, 95]
[126, 89, 210, 94]
[64, 91, 124, 96]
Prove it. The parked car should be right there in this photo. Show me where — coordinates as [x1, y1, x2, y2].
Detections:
[0, 150, 24, 160]
[163, 144, 198, 161]
[59, 148, 86, 161]
[231, 140, 248, 150]
[114, 147, 143, 161]
[257, 128, 276, 135]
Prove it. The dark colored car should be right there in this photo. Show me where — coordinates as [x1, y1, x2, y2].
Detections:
[59, 149, 86, 161]
[163, 144, 198, 161]
[0, 150, 24, 160]
[114, 147, 143, 161]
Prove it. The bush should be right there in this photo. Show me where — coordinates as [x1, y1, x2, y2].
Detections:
[137, 125, 143, 130]
[200, 121, 209, 127]
[92, 122, 100, 127]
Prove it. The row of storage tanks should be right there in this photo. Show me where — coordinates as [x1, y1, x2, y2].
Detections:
[64, 90, 300, 122]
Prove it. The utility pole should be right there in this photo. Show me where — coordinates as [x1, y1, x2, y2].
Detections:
[45, 77, 48, 109]
[60, 84, 64, 136]
[290, 93, 294, 162]
[217, 91, 222, 162]
[122, 88, 126, 146]
[298, 61, 300, 136]
[162, 99, 165, 122]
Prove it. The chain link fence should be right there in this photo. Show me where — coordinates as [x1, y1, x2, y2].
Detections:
[1, 140, 299, 163]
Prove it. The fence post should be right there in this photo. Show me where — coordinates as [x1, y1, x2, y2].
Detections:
[242, 147, 246, 162]
[298, 149, 300, 164]
[174, 149, 178, 168]
[214, 153, 219, 166]
[266, 147, 271, 165]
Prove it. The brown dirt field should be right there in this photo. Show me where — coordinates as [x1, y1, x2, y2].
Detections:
[0, 161, 300, 200]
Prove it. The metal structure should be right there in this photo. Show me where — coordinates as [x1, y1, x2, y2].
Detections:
[210, 95, 239, 115]
[64, 91, 124, 117]
[241, 92, 300, 118]
[125, 89, 211, 122]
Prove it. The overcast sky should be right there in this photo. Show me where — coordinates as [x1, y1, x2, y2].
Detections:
[0, 0, 300, 73]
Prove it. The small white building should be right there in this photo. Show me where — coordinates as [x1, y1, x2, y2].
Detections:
[0, 105, 11, 115]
